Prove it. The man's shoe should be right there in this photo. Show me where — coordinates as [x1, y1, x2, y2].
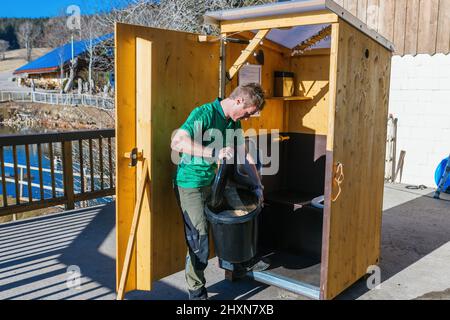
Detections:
[188, 287, 208, 300]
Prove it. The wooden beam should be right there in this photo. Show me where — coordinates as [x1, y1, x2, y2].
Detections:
[117, 159, 150, 300]
[221, 10, 338, 33]
[220, 33, 227, 98]
[115, 23, 137, 293]
[298, 48, 331, 56]
[321, 21, 340, 300]
[417, 0, 439, 55]
[0, 198, 67, 217]
[198, 35, 218, 42]
[136, 36, 152, 291]
[291, 25, 332, 56]
[436, 0, 450, 54]
[62, 141, 74, 210]
[228, 29, 269, 80]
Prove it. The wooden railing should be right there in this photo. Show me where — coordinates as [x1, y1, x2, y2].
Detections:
[0, 129, 115, 217]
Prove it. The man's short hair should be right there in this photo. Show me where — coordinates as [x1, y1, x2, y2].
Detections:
[229, 83, 266, 111]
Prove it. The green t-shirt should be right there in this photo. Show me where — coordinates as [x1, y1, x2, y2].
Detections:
[174, 98, 244, 188]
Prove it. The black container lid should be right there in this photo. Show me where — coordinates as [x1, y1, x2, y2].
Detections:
[274, 71, 294, 78]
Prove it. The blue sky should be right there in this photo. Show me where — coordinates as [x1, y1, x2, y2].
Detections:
[0, 0, 127, 18]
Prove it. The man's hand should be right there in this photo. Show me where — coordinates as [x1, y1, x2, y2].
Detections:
[218, 147, 234, 161]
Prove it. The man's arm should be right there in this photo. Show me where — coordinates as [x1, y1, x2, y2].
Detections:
[171, 129, 234, 160]
[171, 129, 214, 158]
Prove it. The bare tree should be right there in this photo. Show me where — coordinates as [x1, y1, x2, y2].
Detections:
[94, 0, 273, 34]
[17, 21, 41, 61]
[90, 0, 273, 75]
[81, 15, 108, 94]
[43, 16, 74, 92]
[0, 40, 9, 60]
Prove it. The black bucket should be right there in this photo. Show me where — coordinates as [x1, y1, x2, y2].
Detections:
[205, 188, 262, 264]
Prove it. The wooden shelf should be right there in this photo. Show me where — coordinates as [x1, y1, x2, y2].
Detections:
[267, 96, 313, 101]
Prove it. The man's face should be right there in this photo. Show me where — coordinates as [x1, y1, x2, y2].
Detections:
[230, 98, 259, 121]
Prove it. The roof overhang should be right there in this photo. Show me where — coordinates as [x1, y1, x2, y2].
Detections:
[204, 0, 328, 24]
[204, 0, 394, 52]
[13, 66, 60, 75]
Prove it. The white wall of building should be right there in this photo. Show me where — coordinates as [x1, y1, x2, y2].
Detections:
[388, 53, 450, 187]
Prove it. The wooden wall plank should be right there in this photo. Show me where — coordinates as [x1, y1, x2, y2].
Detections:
[136, 37, 152, 290]
[377, 0, 395, 42]
[321, 21, 339, 300]
[393, 0, 408, 55]
[115, 23, 137, 292]
[404, 0, 420, 55]
[350, 0, 450, 55]
[356, 0, 368, 23]
[288, 54, 331, 135]
[417, 0, 440, 54]
[345, 0, 359, 15]
[322, 19, 391, 300]
[436, 0, 450, 53]
[366, 0, 380, 31]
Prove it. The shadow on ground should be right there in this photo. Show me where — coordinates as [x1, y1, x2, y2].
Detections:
[337, 187, 450, 299]
[0, 204, 116, 300]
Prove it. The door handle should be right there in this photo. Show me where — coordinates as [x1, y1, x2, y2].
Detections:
[273, 135, 290, 142]
[124, 148, 143, 167]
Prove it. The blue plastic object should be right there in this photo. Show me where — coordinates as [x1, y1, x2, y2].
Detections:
[435, 157, 450, 191]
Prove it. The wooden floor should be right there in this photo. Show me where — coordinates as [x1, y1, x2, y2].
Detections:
[0, 204, 116, 300]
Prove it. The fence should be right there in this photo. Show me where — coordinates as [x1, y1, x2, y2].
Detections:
[332, 0, 450, 56]
[0, 91, 114, 110]
[2, 161, 108, 203]
[0, 129, 115, 217]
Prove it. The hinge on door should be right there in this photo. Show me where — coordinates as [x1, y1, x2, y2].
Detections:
[124, 148, 143, 167]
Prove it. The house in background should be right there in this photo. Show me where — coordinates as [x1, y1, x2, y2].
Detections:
[13, 33, 114, 93]
[334, 0, 450, 188]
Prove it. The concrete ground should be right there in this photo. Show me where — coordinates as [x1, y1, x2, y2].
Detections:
[0, 71, 55, 92]
[0, 71, 24, 92]
[0, 183, 449, 300]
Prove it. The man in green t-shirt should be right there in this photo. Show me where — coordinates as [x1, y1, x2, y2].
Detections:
[171, 83, 265, 300]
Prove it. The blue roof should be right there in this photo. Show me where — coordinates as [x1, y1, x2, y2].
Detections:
[14, 33, 113, 75]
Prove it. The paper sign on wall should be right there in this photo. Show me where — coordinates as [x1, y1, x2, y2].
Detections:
[239, 64, 262, 86]
[238, 64, 262, 117]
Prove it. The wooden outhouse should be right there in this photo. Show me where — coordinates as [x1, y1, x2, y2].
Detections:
[115, 0, 393, 300]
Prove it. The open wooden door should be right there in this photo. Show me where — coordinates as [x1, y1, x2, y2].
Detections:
[115, 23, 219, 294]
[320, 20, 392, 300]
